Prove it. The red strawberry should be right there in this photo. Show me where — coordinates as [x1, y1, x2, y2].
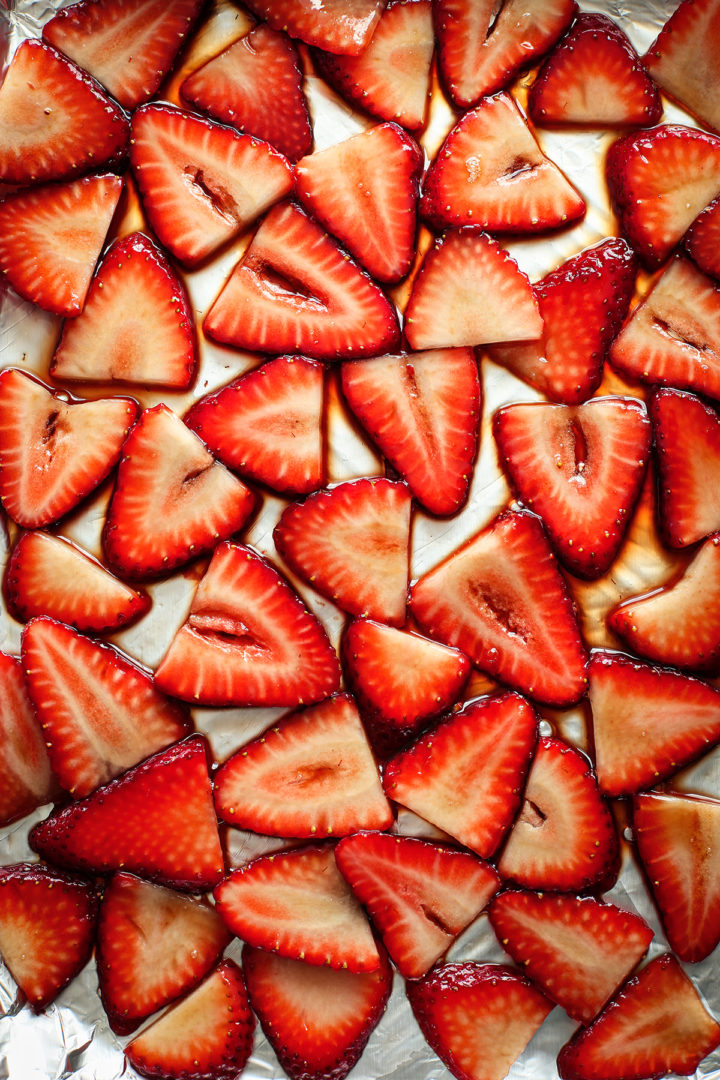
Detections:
[29, 735, 224, 892]
[383, 692, 538, 858]
[685, 192, 720, 278]
[0, 863, 98, 1011]
[213, 694, 392, 838]
[489, 891, 653, 1024]
[0, 368, 137, 530]
[493, 396, 651, 579]
[644, 0, 720, 135]
[274, 478, 411, 626]
[204, 201, 401, 360]
[154, 542, 341, 708]
[243, 0, 386, 55]
[335, 833, 499, 979]
[0, 652, 57, 827]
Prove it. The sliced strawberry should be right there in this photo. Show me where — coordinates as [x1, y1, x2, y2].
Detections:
[497, 736, 619, 892]
[274, 478, 411, 626]
[341, 348, 480, 517]
[0, 368, 137, 530]
[154, 542, 341, 707]
[644, 0, 720, 135]
[410, 510, 588, 706]
[420, 94, 585, 234]
[383, 692, 538, 858]
[243, 0, 386, 54]
[181, 24, 312, 163]
[0, 863, 97, 1011]
[296, 123, 423, 284]
[489, 891, 653, 1024]
[685, 192, 720, 278]
[204, 201, 401, 360]
[51, 232, 197, 390]
[29, 735, 224, 892]
[130, 103, 293, 267]
[336, 833, 499, 979]
[0, 652, 57, 827]
[557, 953, 720, 1080]
[493, 397, 651, 579]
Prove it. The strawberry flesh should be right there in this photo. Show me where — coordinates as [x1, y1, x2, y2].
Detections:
[644, 0, 720, 135]
[0, 652, 57, 827]
[243, 0, 386, 55]
[685, 192, 720, 278]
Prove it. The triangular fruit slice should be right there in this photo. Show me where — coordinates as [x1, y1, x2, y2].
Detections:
[336, 833, 500, 979]
[243, 0, 385, 54]
[29, 735, 224, 892]
[102, 404, 255, 580]
[0, 368, 137, 529]
[52, 232, 197, 390]
[97, 871, 231, 1034]
[0, 652, 57, 828]
[213, 694, 393, 838]
[204, 201, 401, 360]
[383, 692, 538, 858]
[273, 478, 411, 626]
[154, 543, 341, 708]
[685, 193, 720, 278]
[494, 397, 651, 579]
[644, 0, 720, 135]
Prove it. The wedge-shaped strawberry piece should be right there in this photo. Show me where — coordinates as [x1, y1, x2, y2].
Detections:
[213, 694, 392, 838]
[52, 232, 197, 390]
[0, 863, 97, 1012]
[497, 736, 618, 892]
[154, 543, 341, 707]
[529, 13, 662, 127]
[244, 944, 392, 1080]
[421, 94, 585, 234]
[685, 192, 720, 278]
[29, 735, 224, 892]
[204, 201, 400, 360]
[404, 231, 542, 351]
[644, 0, 720, 135]
[336, 833, 499, 979]
[0, 369, 137, 530]
[103, 404, 254, 580]
[214, 845, 380, 972]
[383, 693, 538, 858]
[130, 104, 294, 267]
[274, 478, 411, 626]
[0, 652, 57, 827]
[410, 510, 587, 706]
[494, 397, 651, 579]
[296, 123, 423, 284]
[243, 0, 386, 54]
[557, 953, 720, 1080]
[97, 871, 231, 1034]
[43, 0, 204, 109]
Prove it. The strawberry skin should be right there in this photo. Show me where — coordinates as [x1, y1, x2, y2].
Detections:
[0, 651, 57, 827]
[685, 192, 720, 278]
[243, 0, 386, 55]
[644, 0, 720, 135]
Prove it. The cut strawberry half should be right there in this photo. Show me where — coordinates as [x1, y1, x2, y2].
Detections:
[336, 833, 500, 979]
[493, 397, 651, 579]
[489, 891, 653, 1024]
[154, 542, 341, 708]
[383, 692, 538, 858]
[0, 652, 57, 828]
[685, 192, 720, 278]
[243, 0, 386, 55]
[644, 0, 720, 135]
[0, 368, 137, 530]
[274, 478, 411, 626]
[204, 201, 401, 360]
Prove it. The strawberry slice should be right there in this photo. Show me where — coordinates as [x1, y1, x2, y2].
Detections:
[213, 693, 393, 838]
[383, 692, 538, 858]
[204, 201, 401, 360]
[97, 871, 231, 1034]
[274, 478, 412, 626]
[214, 844, 381, 972]
[528, 13, 663, 127]
[29, 735, 224, 892]
[488, 891, 653, 1024]
[420, 94, 585, 234]
[243, 0, 386, 55]
[243, 944, 392, 1080]
[181, 24, 312, 163]
[154, 542, 341, 707]
[296, 123, 423, 283]
[102, 404, 255, 580]
[335, 833, 500, 979]
[0, 863, 98, 1011]
[557, 953, 720, 1080]
[130, 103, 294, 267]
[51, 232, 197, 390]
[685, 192, 720, 278]
[0, 38, 128, 185]
[43, 0, 204, 110]
[644, 0, 720, 135]
[0, 368, 137, 530]
[410, 510, 588, 706]
[0, 652, 57, 827]
[0, 174, 122, 317]
[493, 397, 651, 579]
